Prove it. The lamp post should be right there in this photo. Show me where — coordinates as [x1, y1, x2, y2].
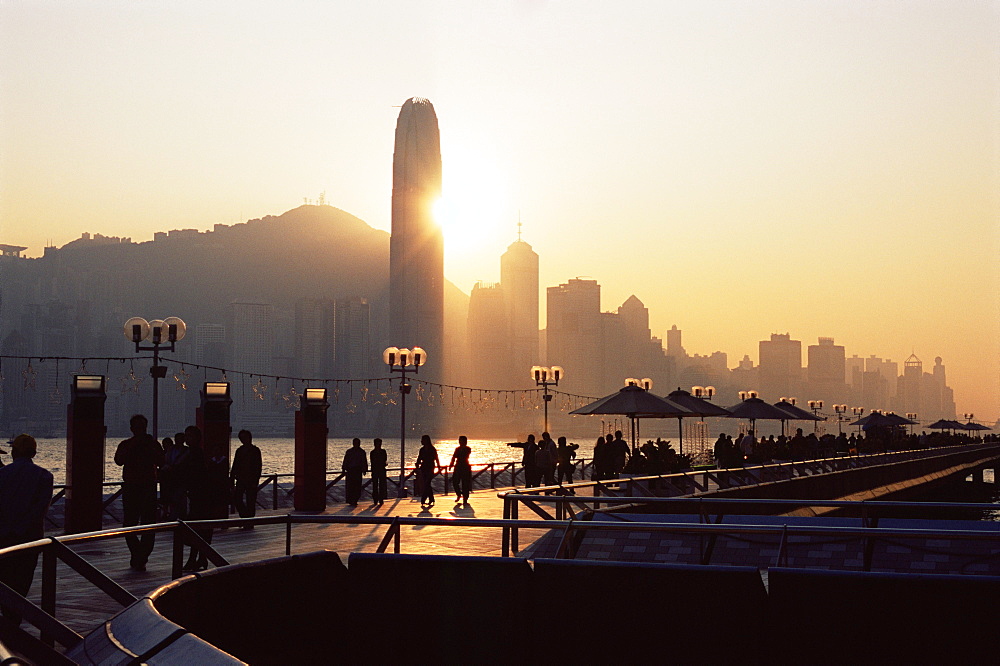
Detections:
[852, 407, 865, 434]
[531, 365, 564, 433]
[906, 412, 918, 436]
[384, 346, 426, 498]
[833, 404, 848, 435]
[691, 385, 715, 400]
[123, 316, 186, 440]
[807, 400, 824, 434]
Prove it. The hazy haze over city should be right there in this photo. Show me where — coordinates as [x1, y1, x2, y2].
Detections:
[1, 1, 997, 419]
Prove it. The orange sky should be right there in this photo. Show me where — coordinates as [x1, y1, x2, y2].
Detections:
[1, 1, 997, 420]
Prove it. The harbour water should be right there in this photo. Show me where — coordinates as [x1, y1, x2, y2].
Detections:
[28, 437, 557, 486]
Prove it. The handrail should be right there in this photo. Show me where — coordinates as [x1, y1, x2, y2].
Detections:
[1, 503, 999, 651]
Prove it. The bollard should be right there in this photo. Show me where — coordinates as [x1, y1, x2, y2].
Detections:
[294, 388, 329, 511]
[65, 375, 107, 534]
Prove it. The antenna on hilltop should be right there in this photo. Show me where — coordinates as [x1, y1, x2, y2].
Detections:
[517, 211, 522, 242]
[319, 191, 326, 206]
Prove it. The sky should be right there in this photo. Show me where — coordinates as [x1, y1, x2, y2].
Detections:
[1, 1, 997, 420]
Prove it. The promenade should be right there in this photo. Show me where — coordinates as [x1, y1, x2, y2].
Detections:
[34, 486, 542, 638]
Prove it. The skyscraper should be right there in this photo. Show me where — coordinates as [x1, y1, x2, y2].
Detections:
[546, 278, 601, 396]
[500, 236, 539, 377]
[390, 97, 443, 379]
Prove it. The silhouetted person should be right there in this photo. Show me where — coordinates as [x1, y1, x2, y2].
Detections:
[450, 436, 472, 505]
[183, 425, 211, 571]
[508, 434, 539, 487]
[342, 438, 368, 506]
[609, 431, 630, 478]
[536, 432, 558, 488]
[739, 431, 755, 465]
[115, 414, 164, 572]
[415, 435, 440, 507]
[370, 438, 388, 506]
[163, 430, 190, 519]
[0, 435, 53, 625]
[556, 436, 578, 487]
[592, 436, 608, 480]
[231, 429, 262, 524]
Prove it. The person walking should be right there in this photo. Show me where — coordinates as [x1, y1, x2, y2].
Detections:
[342, 438, 368, 507]
[115, 414, 164, 572]
[449, 436, 473, 506]
[415, 435, 440, 507]
[230, 429, 262, 524]
[0, 435, 53, 625]
[370, 438, 388, 506]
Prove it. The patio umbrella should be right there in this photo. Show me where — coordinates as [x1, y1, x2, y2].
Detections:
[724, 396, 795, 433]
[570, 384, 687, 452]
[926, 419, 957, 430]
[663, 388, 732, 456]
[848, 412, 917, 428]
[772, 400, 824, 437]
[964, 422, 992, 432]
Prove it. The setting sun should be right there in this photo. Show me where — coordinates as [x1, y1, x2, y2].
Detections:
[433, 140, 514, 278]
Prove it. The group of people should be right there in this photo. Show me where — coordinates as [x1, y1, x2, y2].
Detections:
[508, 432, 581, 489]
[115, 414, 262, 572]
[341, 435, 477, 509]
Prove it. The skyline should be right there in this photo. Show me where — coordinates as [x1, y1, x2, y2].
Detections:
[1, 2, 997, 419]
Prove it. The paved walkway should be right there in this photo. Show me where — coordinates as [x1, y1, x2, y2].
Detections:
[36, 486, 550, 638]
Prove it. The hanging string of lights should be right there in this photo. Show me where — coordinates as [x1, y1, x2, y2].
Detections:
[0, 354, 599, 413]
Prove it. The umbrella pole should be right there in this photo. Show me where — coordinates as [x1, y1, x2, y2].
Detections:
[677, 417, 684, 457]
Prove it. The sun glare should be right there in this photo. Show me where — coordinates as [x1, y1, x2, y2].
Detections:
[434, 144, 512, 259]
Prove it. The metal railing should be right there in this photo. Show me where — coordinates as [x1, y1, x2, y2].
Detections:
[3, 503, 1000, 653]
[506, 443, 999, 502]
[44, 458, 596, 530]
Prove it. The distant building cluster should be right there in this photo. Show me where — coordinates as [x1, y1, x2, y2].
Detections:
[0, 97, 960, 437]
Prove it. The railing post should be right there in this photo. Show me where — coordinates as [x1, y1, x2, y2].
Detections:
[511, 498, 519, 554]
[502, 495, 510, 557]
[172, 522, 185, 579]
[40, 541, 57, 646]
[286, 516, 292, 556]
[272, 474, 279, 510]
[491, 464, 496, 489]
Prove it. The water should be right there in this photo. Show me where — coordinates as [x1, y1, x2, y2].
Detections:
[27, 437, 565, 486]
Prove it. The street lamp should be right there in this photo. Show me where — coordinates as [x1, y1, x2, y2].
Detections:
[833, 404, 848, 435]
[738, 390, 759, 400]
[531, 365, 564, 433]
[123, 316, 186, 440]
[691, 385, 715, 400]
[384, 346, 426, 498]
[906, 412, 918, 436]
[852, 407, 865, 434]
[807, 400, 824, 434]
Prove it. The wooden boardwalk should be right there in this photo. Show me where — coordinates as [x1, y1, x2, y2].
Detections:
[34, 487, 550, 639]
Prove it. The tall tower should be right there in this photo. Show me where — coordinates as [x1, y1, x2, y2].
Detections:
[500, 234, 539, 378]
[390, 98, 443, 378]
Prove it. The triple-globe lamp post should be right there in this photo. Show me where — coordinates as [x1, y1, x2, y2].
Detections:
[531, 365, 564, 434]
[384, 346, 426, 498]
[123, 316, 186, 440]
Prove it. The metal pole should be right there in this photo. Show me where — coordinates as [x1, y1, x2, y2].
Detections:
[543, 384, 549, 433]
[151, 345, 160, 441]
[398, 370, 407, 498]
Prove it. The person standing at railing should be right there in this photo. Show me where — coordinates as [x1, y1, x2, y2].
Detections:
[183, 425, 211, 572]
[0, 434, 53, 626]
[449, 436, 472, 506]
[115, 414, 164, 572]
[506, 434, 540, 488]
[415, 435, 440, 507]
[342, 438, 368, 507]
[536, 432, 558, 488]
[609, 431, 630, 478]
[556, 436, 578, 488]
[370, 438, 388, 506]
[231, 430, 262, 525]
